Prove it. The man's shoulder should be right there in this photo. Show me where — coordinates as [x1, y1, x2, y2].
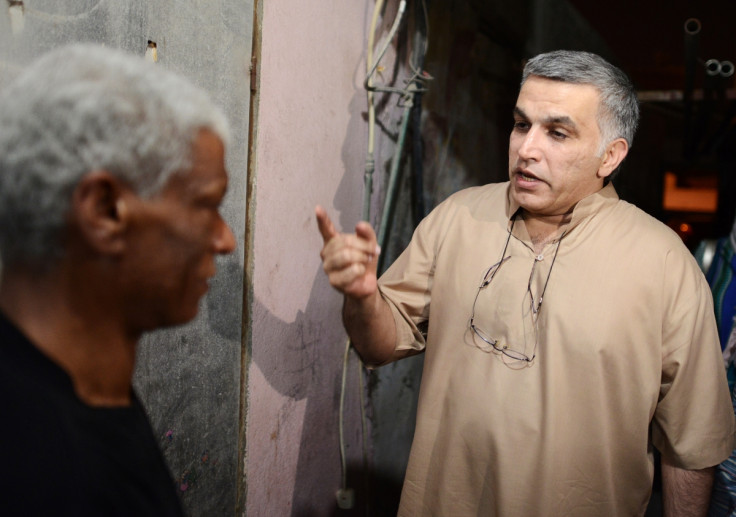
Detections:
[0, 349, 182, 516]
[606, 197, 686, 249]
[600, 199, 705, 284]
[0, 312, 75, 400]
[431, 182, 509, 217]
[0, 326, 81, 448]
[443, 181, 508, 202]
[0, 313, 91, 468]
[0, 354, 88, 515]
[413, 182, 509, 240]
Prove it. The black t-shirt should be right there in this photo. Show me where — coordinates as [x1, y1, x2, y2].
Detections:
[0, 312, 185, 517]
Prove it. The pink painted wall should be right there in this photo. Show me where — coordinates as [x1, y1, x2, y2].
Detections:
[246, 1, 372, 514]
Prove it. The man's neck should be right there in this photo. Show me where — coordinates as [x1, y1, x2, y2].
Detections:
[521, 211, 572, 253]
[0, 265, 138, 407]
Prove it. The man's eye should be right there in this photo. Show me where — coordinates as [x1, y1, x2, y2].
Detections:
[513, 121, 529, 131]
[550, 130, 567, 140]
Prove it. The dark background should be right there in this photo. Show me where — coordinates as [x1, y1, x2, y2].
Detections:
[568, 0, 736, 246]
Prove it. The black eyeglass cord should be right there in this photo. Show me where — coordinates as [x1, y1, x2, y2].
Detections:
[532, 227, 566, 313]
[482, 213, 567, 313]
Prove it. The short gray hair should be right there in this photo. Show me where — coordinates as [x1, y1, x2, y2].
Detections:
[0, 44, 230, 268]
[522, 50, 639, 154]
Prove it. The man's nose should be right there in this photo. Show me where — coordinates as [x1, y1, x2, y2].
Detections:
[214, 218, 237, 254]
[517, 127, 542, 161]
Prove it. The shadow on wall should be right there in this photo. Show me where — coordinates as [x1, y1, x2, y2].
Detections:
[251, 286, 348, 515]
[250, 291, 408, 517]
[249, 90, 396, 516]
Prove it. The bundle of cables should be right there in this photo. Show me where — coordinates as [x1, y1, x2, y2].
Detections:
[337, 0, 431, 511]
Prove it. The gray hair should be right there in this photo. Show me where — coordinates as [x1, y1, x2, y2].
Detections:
[522, 50, 639, 155]
[0, 44, 230, 268]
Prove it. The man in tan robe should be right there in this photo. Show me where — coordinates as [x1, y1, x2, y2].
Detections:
[317, 50, 734, 516]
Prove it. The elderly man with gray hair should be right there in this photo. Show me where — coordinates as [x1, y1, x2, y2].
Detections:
[317, 50, 735, 515]
[0, 44, 235, 516]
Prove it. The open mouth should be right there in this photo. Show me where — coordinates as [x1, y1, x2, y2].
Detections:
[516, 169, 542, 183]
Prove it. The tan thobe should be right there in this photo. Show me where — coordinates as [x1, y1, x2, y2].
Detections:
[378, 182, 735, 516]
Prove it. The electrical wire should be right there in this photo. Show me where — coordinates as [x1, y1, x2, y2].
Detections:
[357, 342, 369, 513]
[367, 0, 385, 157]
[377, 92, 414, 269]
[338, 337, 351, 490]
[364, 0, 407, 94]
[337, 335, 372, 513]
[364, 0, 385, 222]
[337, 0, 388, 497]
[338, 1, 431, 512]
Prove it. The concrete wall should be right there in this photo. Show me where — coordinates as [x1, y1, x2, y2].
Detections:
[0, 1, 253, 515]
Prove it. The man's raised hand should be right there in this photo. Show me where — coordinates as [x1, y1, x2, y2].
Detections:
[315, 205, 381, 299]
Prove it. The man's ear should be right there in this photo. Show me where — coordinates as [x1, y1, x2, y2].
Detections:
[597, 138, 629, 180]
[70, 171, 130, 256]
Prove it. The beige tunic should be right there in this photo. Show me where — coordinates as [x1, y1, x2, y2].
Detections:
[378, 182, 735, 516]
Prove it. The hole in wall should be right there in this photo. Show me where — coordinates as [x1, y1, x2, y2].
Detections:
[145, 40, 158, 63]
[8, 1, 24, 35]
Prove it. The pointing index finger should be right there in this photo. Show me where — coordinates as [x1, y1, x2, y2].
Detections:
[315, 205, 338, 243]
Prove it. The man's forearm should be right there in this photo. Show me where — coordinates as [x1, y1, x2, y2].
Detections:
[343, 290, 397, 367]
[661, 457, 714, 517]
